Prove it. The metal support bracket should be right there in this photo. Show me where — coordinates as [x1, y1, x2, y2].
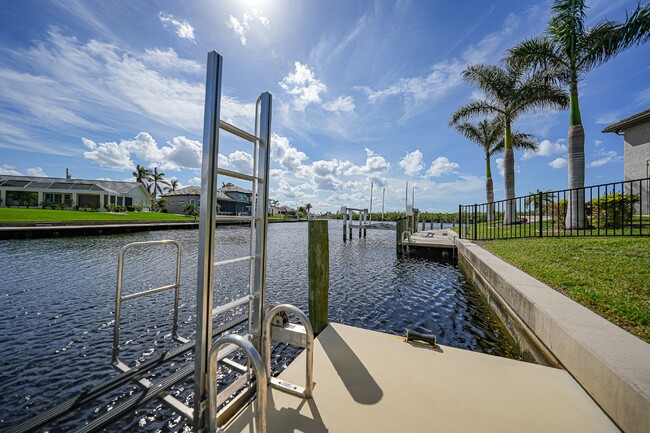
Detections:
[263, 304, 314, 399]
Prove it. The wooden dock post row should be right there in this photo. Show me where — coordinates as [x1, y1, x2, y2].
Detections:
[308, 219, 329, 334]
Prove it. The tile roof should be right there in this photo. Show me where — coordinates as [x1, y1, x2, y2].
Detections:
[0, 175, 145, 195]
[602, 108, 650, 133]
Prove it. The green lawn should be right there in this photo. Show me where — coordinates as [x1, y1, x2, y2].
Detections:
[0, 208, 194, 222]
[479, 237, 650, 342]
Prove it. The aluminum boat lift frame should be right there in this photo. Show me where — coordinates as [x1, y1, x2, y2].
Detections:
[8, 51, 314, 433]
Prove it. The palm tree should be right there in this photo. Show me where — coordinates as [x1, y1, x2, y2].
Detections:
[452, 117, 538, 221]
[132, 164, 150, 186]
[508, 0, 650, 228]
[450, 63, 568, 224]
[222, 182, 234, 188]
[147, 167, 170, 200]
[525, 188, 554, 212]
[305, 203, 313, 220]
[166, 179, 179, 192]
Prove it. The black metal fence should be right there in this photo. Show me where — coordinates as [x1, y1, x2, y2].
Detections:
[458, 177, 650, 240]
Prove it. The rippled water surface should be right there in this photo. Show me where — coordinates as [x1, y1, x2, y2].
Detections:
[0, 220, 516, 432]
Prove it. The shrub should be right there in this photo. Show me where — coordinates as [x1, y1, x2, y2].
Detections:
[546, 199, 567, 228]
[590, 193, 639, 229]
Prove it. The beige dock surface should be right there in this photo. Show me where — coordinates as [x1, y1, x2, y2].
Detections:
[226, 323, 619, 433]
[405, 229, 456, 248]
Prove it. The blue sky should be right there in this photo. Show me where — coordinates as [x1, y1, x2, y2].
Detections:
[1, 0, 648, 212]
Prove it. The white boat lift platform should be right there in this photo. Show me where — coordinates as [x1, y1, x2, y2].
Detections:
[224, 323, 619, 433]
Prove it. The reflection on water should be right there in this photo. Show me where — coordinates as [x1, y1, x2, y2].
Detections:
[0, 220, 515, 432]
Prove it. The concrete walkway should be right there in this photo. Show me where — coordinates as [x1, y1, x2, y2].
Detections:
[225, 323, 619, 433]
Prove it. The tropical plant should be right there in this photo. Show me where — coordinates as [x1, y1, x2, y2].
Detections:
[590, 193, 639, 229]
[452, 117, 537, 221]
[166, 179, 179, 192]
[132, 164, 150, 186]
[147, 167, 170, 200]
[450, 63, 568, 224]
[305, 203, 312, 220]
[222, 182, 235, 187]
[153, 197, 168, 213]
[184, 203, 198, 220]
[525, 189, 554, 212]
[508, 0, 650, 228]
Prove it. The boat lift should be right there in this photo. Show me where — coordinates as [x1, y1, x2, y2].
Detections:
[8, 51, 314, 433]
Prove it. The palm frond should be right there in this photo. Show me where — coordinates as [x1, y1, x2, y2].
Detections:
[449, 100, 503, 125]
[511, 132, 538, 151]
[507, 36, 569, 77]
[461, 64, 512, 102]
[579, 4, 650, 71]
[549, 0, 587, 56]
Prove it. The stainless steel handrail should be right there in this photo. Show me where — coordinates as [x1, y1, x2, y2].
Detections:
[209, 334, 267, 433]
[263, 304, 314, 398]
[113, 240, 187, 371]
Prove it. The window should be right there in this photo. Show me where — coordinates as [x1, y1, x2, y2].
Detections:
[110, 196, 116, 204]
[117, 196, 123, 206]
[44, 193, 63, 203]
[189, 199, 195, 205]
[125, 197, 133, 206]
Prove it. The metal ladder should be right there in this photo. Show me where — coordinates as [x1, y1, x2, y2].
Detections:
[194, 51, 314, 433]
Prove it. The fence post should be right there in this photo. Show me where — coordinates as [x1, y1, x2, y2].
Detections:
[458, 205, 462, 239]
[538, 191, 543, 238]
[473, 204, 478, 240]
[308, 220, 329, 334]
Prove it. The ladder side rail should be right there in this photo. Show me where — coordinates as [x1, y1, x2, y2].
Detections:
[248, 98, 261, 340]
[250, 92, 272, 354]
[113, 240, 184, 370]
[194, 50, 223, 430]
[209, 334, 267, 433]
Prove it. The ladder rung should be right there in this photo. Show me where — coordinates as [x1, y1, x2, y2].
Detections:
[217, 167, 259, 182]
[216, 374, 250, 407]
[215, 215, 257, 222]
[212, 295, 253, 316]
[120, 283, 177, 301]
[215, 255, 254, 267]
[219, 120, 260, 143]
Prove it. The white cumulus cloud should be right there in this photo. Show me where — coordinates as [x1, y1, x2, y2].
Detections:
[399, 150, 424, 176]
[344, 148, 390, 176]
[279, 62, 327, 111]
[523, 139, 566, 159]
[26, 167, 48, 177]
[548, 158, 567, 169]
[425, 156, 459, 178]
[271, 134, 309, 171]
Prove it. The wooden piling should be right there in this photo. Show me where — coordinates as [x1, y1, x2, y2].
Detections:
[308, 220, 329, 334]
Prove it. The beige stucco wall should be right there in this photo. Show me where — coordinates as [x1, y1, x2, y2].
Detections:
[623, 122, 650, 215]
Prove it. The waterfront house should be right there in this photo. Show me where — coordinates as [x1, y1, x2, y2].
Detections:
[163, 185, 252, 215]
[603, 108, 650, 215]
[270, 205, 296, 217]
[0, 175, 150, 210]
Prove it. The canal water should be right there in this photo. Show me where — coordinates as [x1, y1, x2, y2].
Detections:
[0, 220, 516, 432]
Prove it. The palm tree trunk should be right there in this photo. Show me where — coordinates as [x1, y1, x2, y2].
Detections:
[566, 84, 586, 229]
[486, 155, 495, 222]
[503, 121, 516, 224]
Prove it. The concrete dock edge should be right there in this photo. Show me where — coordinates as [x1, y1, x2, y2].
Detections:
[450, 231, 650, 433]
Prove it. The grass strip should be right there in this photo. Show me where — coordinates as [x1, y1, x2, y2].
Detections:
[479, 237, 650, 342]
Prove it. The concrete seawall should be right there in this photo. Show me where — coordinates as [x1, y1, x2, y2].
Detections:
[451, 231, 650, 433]
[0, 219, 305, 240]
